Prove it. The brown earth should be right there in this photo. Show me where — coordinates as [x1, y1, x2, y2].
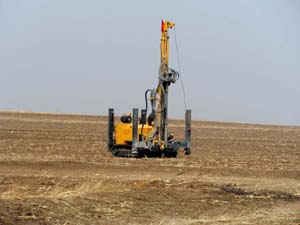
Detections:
[0, 111, 299, 225]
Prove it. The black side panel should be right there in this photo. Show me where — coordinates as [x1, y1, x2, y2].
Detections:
[108, 108, 114, 151]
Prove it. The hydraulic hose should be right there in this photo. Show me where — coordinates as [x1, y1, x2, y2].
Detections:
[141, 89, 152, 137]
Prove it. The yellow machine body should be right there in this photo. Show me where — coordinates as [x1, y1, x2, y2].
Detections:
[115, 123, 153, 145]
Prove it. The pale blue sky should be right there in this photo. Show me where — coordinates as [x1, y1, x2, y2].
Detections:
[0, 1, 300, 125]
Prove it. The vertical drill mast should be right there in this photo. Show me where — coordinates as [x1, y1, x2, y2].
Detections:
[157, 20, 176, 144]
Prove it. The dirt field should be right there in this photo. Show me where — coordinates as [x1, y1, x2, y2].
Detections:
[0, 111, 299, 225]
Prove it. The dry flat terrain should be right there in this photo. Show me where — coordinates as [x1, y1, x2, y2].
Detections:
[0, 111, 299, 225]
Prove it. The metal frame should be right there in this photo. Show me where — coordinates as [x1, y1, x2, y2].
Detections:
[107, 108, 114, 151]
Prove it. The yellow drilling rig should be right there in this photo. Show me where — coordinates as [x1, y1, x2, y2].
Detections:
[107, 20, 191, 157]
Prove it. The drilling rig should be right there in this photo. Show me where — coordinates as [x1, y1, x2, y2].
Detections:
[107, 20, 191, 157]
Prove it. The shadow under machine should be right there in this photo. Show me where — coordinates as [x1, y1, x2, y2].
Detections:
[107, 20, 191, 157]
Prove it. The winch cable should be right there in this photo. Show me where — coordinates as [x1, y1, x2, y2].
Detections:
[174, 27, 187, 111]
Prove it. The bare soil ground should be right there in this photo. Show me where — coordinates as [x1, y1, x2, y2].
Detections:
[0, 111, 299, 225]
